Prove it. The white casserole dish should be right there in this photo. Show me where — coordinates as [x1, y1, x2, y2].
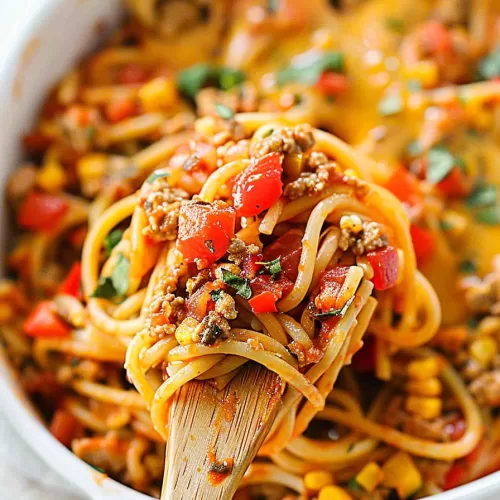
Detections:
[0, 1, 499, 499]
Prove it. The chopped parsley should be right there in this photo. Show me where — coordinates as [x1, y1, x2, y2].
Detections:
[215, 102, 235, 120]
[314, 296, 355, 319]
[146, 171, 170, 183]
[426, 146, 459, 184]
[347, 477, 362, 491]
[475, 205, 500, 225]
[204, 239, 216, 254]
[221, 269, 252, 299]
[478, 48, 500, 81]
[91, 252, 130, 299]
[466, 184, 497, 208]
[176, 64, 245, 99]
[267, 0, 279, 13]
[103, 229, 124, 257]
[378, 94, 403, 116]
[385, 17, 405, 34]
[459, 259, 477, 274]
[256, 257, 282, 279]
[276, 51, 344, 87]
[210, 289, 223, 302]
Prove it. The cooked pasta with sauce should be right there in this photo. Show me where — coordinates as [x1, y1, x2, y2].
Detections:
[1, 0, 500, 499]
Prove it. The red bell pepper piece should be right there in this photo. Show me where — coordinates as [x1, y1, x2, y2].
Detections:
[315, 72, 349, 96]
[18, 192, 69, 232]
[366, 246, 400, 291]
[410, 225, 435, 265]
[58, 262, 82, 298]
[248, 291, 278, 314]
[23, 301, 71, 338]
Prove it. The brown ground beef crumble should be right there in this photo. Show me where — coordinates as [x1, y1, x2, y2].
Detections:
[251, 124, 315, 158]
[339, 221, 388, 256]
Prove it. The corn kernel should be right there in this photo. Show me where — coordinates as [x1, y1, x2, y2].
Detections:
[139, 77, 177, 111]
[340, 214, 363, 233]
[403, 60, 439, 88]
[304, 470, 334, 492]
[0, 303, 14, 324]
[405, 396, 442, 420]
[355, 462, 384, 492]
[407, 357, 441, 380]
[175, 317, 200, 346]
[440, 210, 468, 237]
[343, 168, 360, 179]
[382, 452, 422, 499]
[36, 159, 66, 192]
[77, 154, 108, 183]
[194, 116, 216, 137]
[469, 337, 498, 366]
[406, 377, 443, 397]
[318, 485, 353, 500]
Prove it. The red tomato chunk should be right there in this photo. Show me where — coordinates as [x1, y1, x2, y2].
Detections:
[58, 262, 82, 298]
[366, 246, 399, 291]
[18, 192, 69, 232]
[177, 201, 235, 265]
[248, 291, 278, 314]
[263, 230, 302, 282]
[23, 301, 71, 338]
[233, 152, 283, 217]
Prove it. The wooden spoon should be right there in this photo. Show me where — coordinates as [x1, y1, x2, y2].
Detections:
[161, 363, 283, 500]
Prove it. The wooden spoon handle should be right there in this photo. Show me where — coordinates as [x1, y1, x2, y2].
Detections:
[162, 363, 283, 500]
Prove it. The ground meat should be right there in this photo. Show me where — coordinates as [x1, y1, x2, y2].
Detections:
[195, 311, 231, 345]
[402, 414, 449, 442]
[251, 124, 315, 159]
[214, 290, 238, 320]
[186, 269, 211, 296]
[139, 178, 189, 241]
[339, 221, 388, 256]
[469, 371, 500, 406]
[226, 238, 260, 266]
[284, 161, 338, 200]
[462, 260, 500, 316]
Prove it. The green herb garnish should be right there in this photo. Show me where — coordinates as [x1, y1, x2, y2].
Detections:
[256, 257, 282, 279]
[215, 102, 235, 120]
[439, 219, 453, 231]
[378, 94, 403, 116]
[478, 48, 500, 80]
[347, 477, 362, 491]
[426, 146, 458, 184]
[221, 269, 252, 299]
[466, 184, 497, 208]
[85, 126, 96, 140]
[176, 64, 245, 99]
[385, 17, 405, 33]
[276, 51, 344, 87]
[459, 259, 477, 274]
[147, 171, 170, 183]
[267, 0, 279, 13]
[315, 296, 355, 319]
[468, 317, 480, 330]
[475, 205, 500, 225]
[103, 229, 124, 257]
[210, 289, 223, 302]
[91, 252, 130, 299]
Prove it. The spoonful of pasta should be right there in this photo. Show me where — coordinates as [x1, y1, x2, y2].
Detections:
[119, 120, 423, 499]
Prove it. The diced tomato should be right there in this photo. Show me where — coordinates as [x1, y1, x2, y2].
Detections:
[177, 201, 235, 265]
[66, 105, 92, 127]
[242, 253, 264, 279]
[436, 167, 469, 198]
[58, 262, 82, 298]
[18, 192, 69, 232]
[248, 291, 278, 314]
[464, 441, 483, 467]
[67, 227, 87, 249]
[23, 301, 71, 338]
[22, 132, 53, 154]
[385, 166, 422, 206]
[104, 97, 137, 123]
[263, 231, 302, 282]
[315, 266, 351, 312]
[366, 246, 399, 291]
[420, 20, 453, 57]
[186, 283, 214, 322]
[410, 225, 434, 265]
[351, 336, 376, 372]
[250, 274, 294, 300]
[117, 64, 148, 85]
[444, 463, 466, 490]
[315, 72, 349, 96]
[233, 152, 283, 217]
[50, 409, 80, 447]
